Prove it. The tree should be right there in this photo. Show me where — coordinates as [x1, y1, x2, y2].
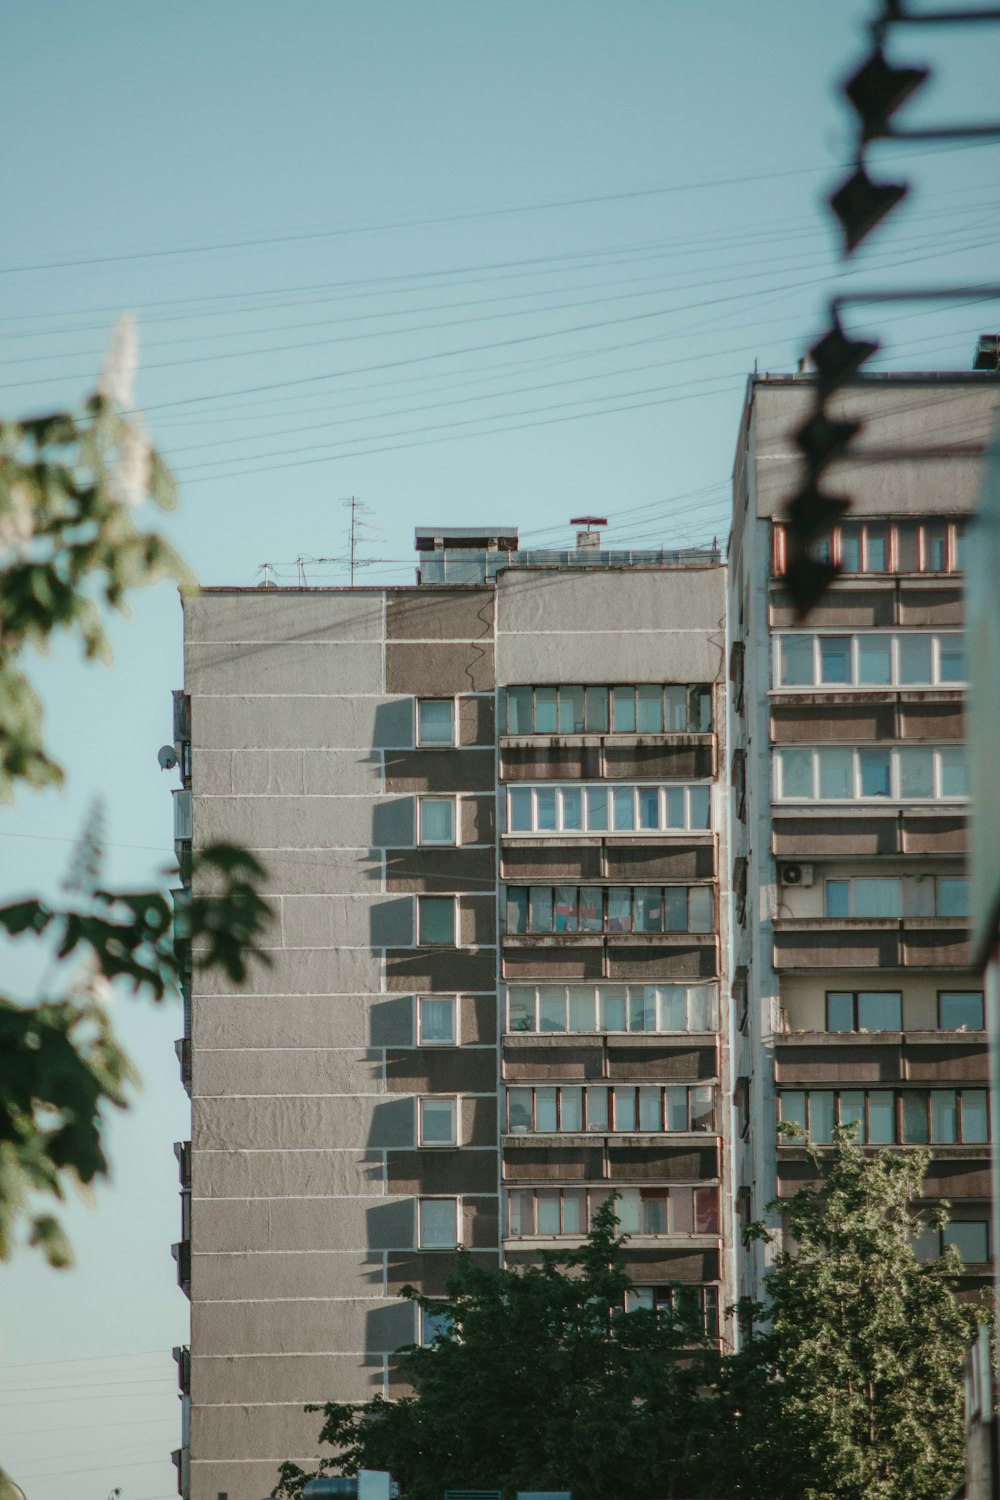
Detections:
[0, 317, 272, 1267]
[273, 1200, 715, 1500]
[702, 1130, 985, 1500]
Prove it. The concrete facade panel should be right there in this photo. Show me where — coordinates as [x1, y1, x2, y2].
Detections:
[384, 1046, 498, 1093]
[281, 893, 414, 950]
[385, 844, 495, 893]
[195, 945, 381, 996]
[193, 1095, 415, 1153]
[193, 1047, 384, 1098]
[192, 1194, 415, 1252]
[194, 749, 384, 797]
[385, 1149, 497, 1194]
[193, 1296, 415, 1356]
[193, 995, 376, 1050]
[386, 588, 494, 641]
[186, 641, 383, 697]
[191, 1352, 393, 1408]
[384, 747, 495, 791]
[192, 694, 413, 751]
[185, 591, 384, 644]
[386, 641, 495, 694]
[386, 1249, 500, 1294]
[193, 794, 413, 851]
[459, 694, 495, 745]
[385, 948, 497, 991]
[194, 1149, 383, 1198]
[195, 848, 383, 898]
[496, 567, 726, 641]
[498, 632, 722, 685]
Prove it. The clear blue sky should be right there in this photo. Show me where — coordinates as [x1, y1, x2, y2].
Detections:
[1, 3, 997, 1496]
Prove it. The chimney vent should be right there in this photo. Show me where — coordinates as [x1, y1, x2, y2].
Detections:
[570, 515, 608, 551]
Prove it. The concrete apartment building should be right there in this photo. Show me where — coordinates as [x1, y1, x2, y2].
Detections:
[728, 370, 999, 1306]
[169, 529, 731, 1500]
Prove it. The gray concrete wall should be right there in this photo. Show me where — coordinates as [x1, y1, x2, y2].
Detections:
[184, 587, 498, 1500]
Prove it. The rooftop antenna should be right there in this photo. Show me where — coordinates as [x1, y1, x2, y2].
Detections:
[343, 497, 381, 585]
[296, 556, 308, 586]
[257, 563, 277, 589]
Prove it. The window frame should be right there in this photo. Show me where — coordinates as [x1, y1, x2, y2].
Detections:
[416, 698, 456, 747]
[937, 990, 985, 1031]
[417, 795, 458, 846]
[504, 884, 715, 936]
[418, 1095, 458, 1147]
[779, 1087, 991, 1146]
[505, 983, 719, 1035]
[417, 895, 458, 947]
[506, 1084, 717, 1136]
[825, 989, 903, 1033]
[416, 995, 458, 1046]
[503, 683, 713, 735]
[418, 1196, 459, 1249]
[774, 744, 968, 803]
[773, 630, 966, 691]
[504, 782, 713, 836]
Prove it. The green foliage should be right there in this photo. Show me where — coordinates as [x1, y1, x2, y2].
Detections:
[0, 328, 274, 1266]
[272, 1201, 716, 1500]
[701, 1131, 984, 1500]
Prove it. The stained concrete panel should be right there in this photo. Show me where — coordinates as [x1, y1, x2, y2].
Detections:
[194, 945, 381, 996]
[193, 1193, 415, 1252]
[279, 894, 412, 950]
[193, 1296, 416, 1356]
[186, 641, 384, 697]
[195, 748, 384, 797]
[194, 1148, 384, 1198]
[194, 995, 376, 1049]
[194, 1249, 384, 1301]
[192, 694, 413, 751]
[193, 1095, 415, 1153]
[192, 1354, 388, 1409]
[384, 747, 495, 791]
[185, 591, 384, 644]
[497, 567, 726, 639]
[385, 588, 494, 641]
[386, 641, 495, 694]
[193, 795, 413, 850]
[192, 1048, 384, 1097]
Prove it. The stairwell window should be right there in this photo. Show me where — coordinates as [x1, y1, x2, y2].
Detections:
[419, 1097, 457, 1147]
[418, 896, 456, 946]
[417, 996, 456, 1045]
[417, 699, 455, 746]
[418, 797, 456, 845]
[419, 1197, 458, 1249]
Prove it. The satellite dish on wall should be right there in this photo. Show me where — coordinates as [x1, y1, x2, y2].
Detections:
[158, 745, 178, 770]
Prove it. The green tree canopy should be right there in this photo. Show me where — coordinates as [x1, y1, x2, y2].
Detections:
[274, 1200, 715, 1500]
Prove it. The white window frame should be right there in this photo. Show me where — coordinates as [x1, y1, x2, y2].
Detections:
[418, 1095, 458, 1147]
[505, 983, 719, 1035]
[417, 895, 458, 946]
[416, 698, 456, 747]
[505, 783, 713, 836]
[773, 631, 965, 691]
[417, 795, 458, 846]
[418, 1196, 459, 1249]
[417, 995, 457, 1046]
[773, 745, 968, 804]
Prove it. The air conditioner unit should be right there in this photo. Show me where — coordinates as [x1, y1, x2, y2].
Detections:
[780, 862, 814, 887]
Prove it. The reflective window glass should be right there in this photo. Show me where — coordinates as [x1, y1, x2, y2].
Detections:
[641, 1195, 668, 1234]
[636, 685, 663, 732]
[634, 887, 663, 933]
[536, 788, 557, 830]
[868, 1091, 895, 1144]
[667, 786, 686, 828]
[419, 997, 456, 1044]
[779, 748, 813, 798]
[939, 637, 965, 682]
[943, 1222, 988, 1262]
[507, 687, 532, 733]
[899, 635, 932, 683]
[840, 525, 861, 573]
[780, 636, 814, 685]
[930, 1091, 957, 1144]
[420, 1097, 456, 1146]
[562, 1190, 585, 1234]
[509, 788, 532, 831]
[940, 747, 967, 797]
[585, 1086, 608, 1131]
[613, 1087, 636, 1132]
[819, 747, 853, 799]
[419, 1199, 457, 1248]
[825, 881, 850, 918]
[781, 1092, 807, 1131]
[601, 988, 628, 1030]
[961, 1091, 989, 1143]
[540, 993, 567, 1032]
[840, 1090, 866, 1142]
[561, 1088, 583, 1132]
[688, 984, 718, 1030]
[508, 1089, 533, 1131]
[508, 1189, 533, 1235]
[693, 688, 713, 731]
[858, 635, 892, 684]
[858, 992, 902, 1031]
[690, 1086, 714, 1132]
[663, 887, 688, 932]
[638, 786, 660, 829]
[561, 787, 583, 830]
[810, 1091, 835, 1143]
[535, 687, 557, 733]
[665, 1087, 689, 1131]
[866, 525, 889, 572]
[924, 525, 948, 572]
[536, 1190, 561, 1235]
[417, 699, 454, 745]
[584, 687, 608, 733]
[937, 878, 968, 917]
[827, 992, 854, 1031]
[659, 985, 687, 1030]
[419, 897, 455, 945]
[506, 888, 528, 934]
[529, 887, 553, 932]
[820, 637, 852, 684]
[689, 785, 711, 828]
[639, 1087, 662, 1131]
[420, 797, 455, 845]
[535, 1087, 557, 1132]
[613, 788, 635, 830]
[854, 878, 901, 917]
[898, 748, 933, 798]
[559, 685, 585, 734]
[507, 988, 534, 1032]
[665, 685, 687, 730]
[578, 887, 602, 933]
[586, 786, 608, 829]
[902, 1092, 929, 1144]
[688, 886, 713, 932]
[553, 887, 579, 934]
[939, 991, 984, 1030]
[607, 889, 632, 933]
[694, 1187, 720, 1236]
[615, 1190, 641, 1234]
[629, 987, 657, 1031]
[569, 987, 596, 1031]
[611, 687, 636, 733]
[860, 749, 891, 798]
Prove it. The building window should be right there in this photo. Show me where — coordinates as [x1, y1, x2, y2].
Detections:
[506, 1187, 719, 1242]
[825, 878, 901, 918]
[938, 991, 984, 1030]
[936, 877, 969, 917]
[418, 796, 456, 845]
[417, 996, 457, 1045]
[418, 896, 456, 946]
[827, 991, 902, 1032]
[774, 745, 967, 803]
[622, 1285, 720, 1337]
[420, 1305, 453, 1345]
[913, 1221, 989, 1264]
[419, 1197, 458, 1249]
[504, 885, 714, 936]
[779, 1088, 990, 1145]
[505, 684, 713, 734]
[774, 631, 965, 689]
[505, 983, 718, 1035]
[505, 783, 712, 835]
[417, 699, 455, 746]
[773, 519, 966, 577]
[506, 1084, 715, 1135]
[419, 1097, 457, 1147]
